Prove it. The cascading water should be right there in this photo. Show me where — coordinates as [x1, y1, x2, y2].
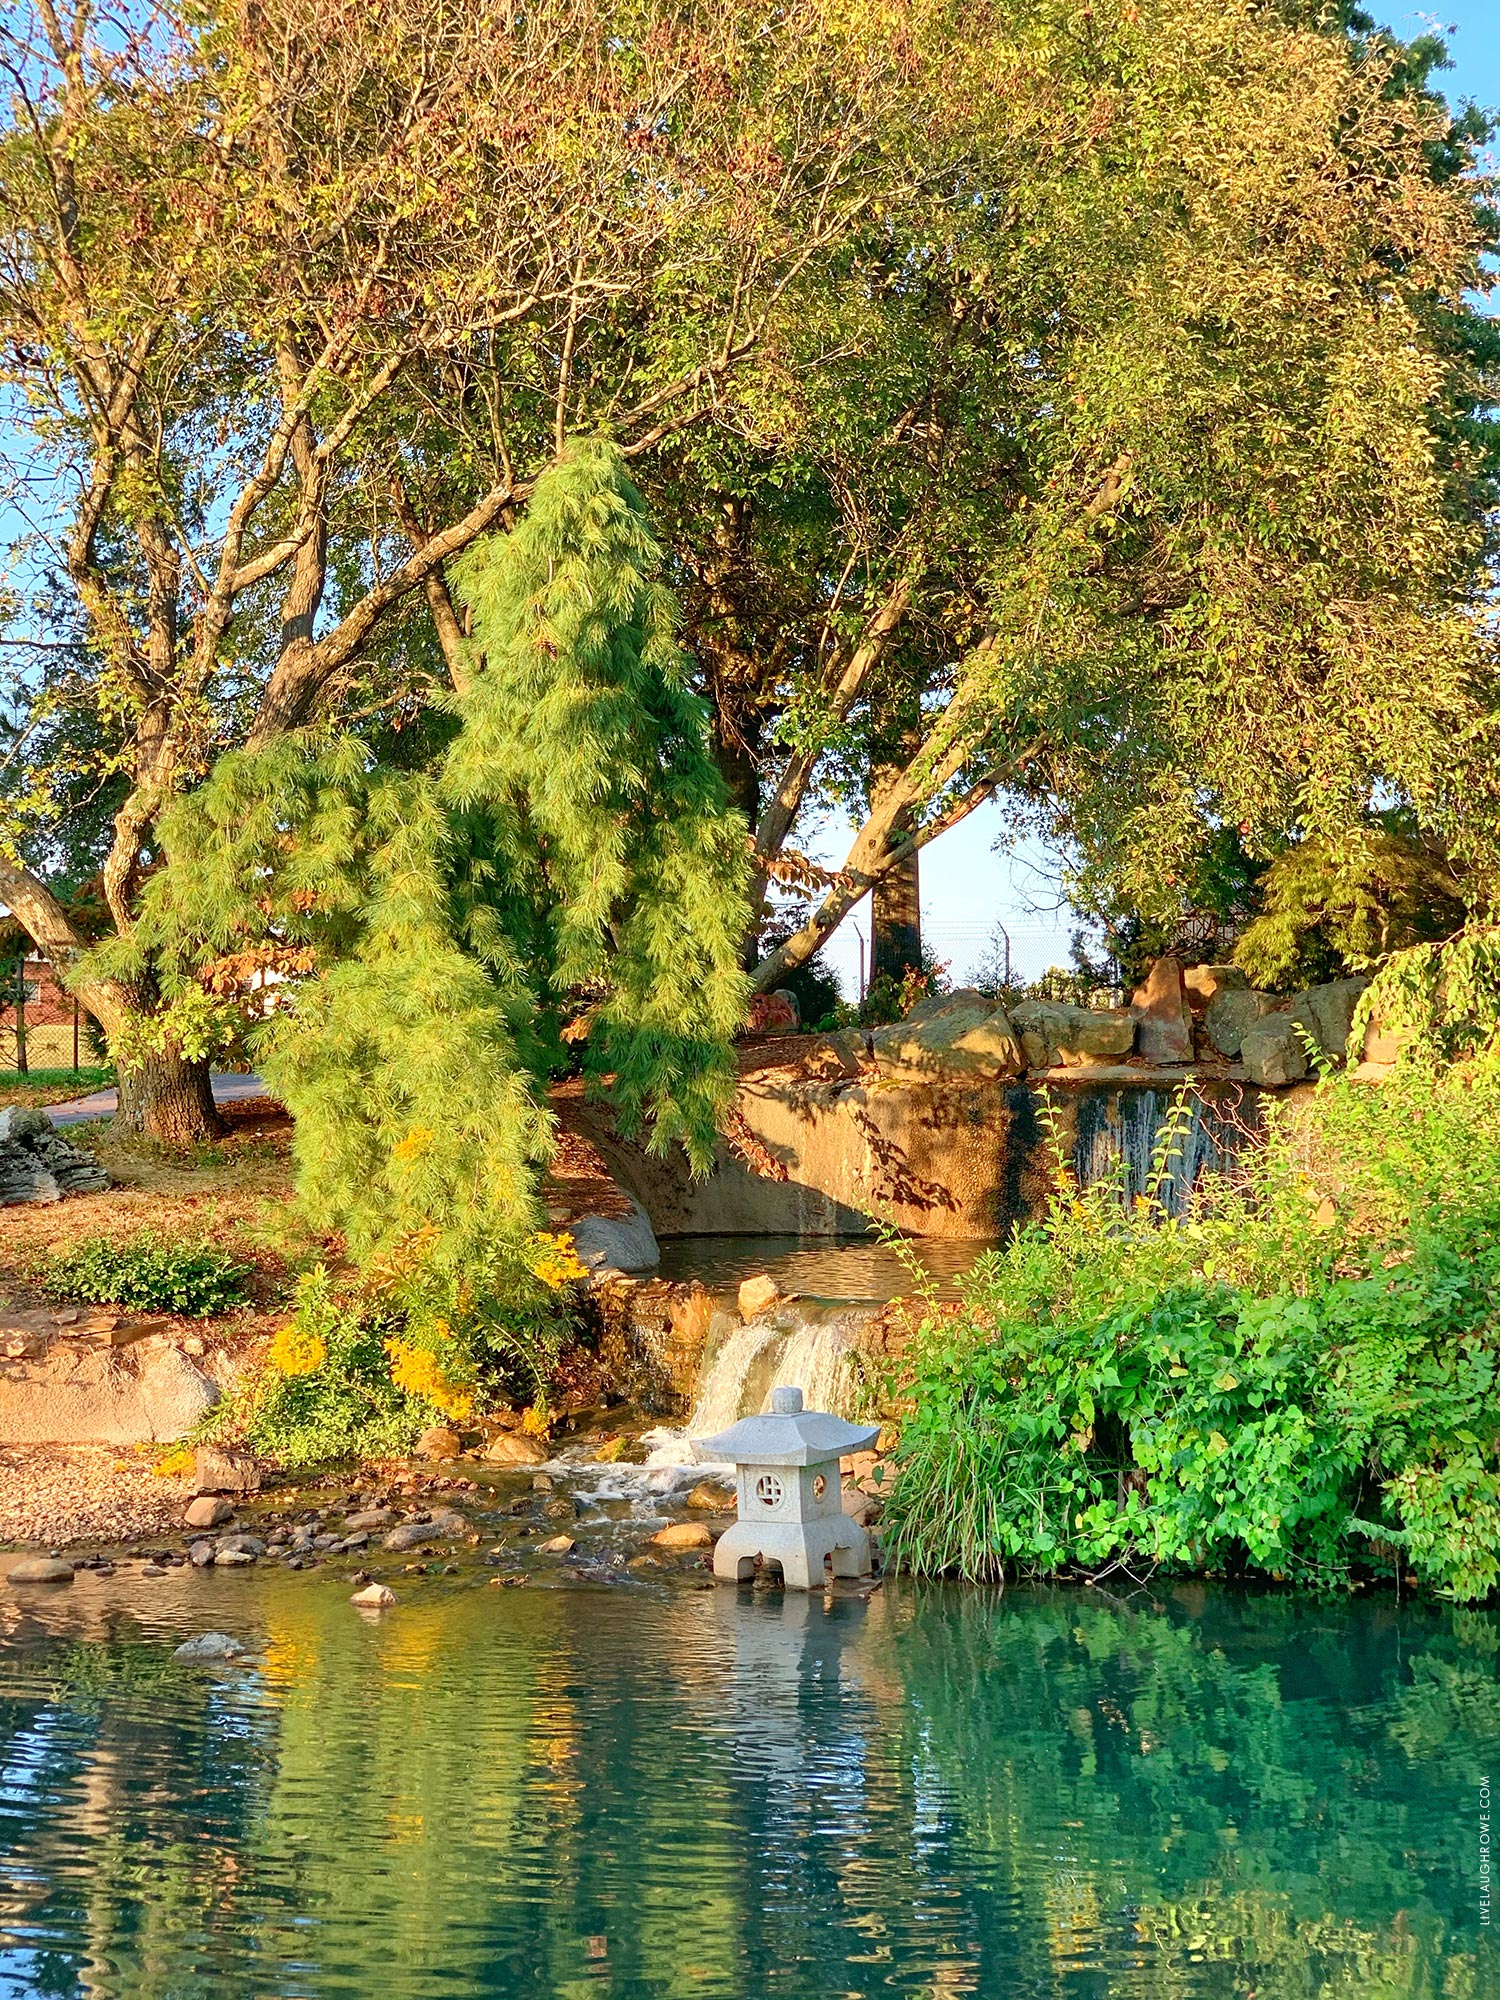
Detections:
[1071, 1083, 1259, 1215]
[632, 1302, 869, 1473]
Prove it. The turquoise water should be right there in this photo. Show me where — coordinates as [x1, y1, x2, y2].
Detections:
[1, 1571, 1496, 1998]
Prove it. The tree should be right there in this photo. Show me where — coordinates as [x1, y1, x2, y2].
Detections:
[109, 441, 748, 1277]
[639, 0, 1500, 990]
[0, 0, 949, 1136]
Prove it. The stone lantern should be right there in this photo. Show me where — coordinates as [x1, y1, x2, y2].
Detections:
[692, 1386, 881, 1589]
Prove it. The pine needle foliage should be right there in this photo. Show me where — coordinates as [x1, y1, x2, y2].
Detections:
[102, 441, 751, 1289]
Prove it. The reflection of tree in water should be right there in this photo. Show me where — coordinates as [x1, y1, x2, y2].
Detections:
[0, 1624, 269, 2000]
[0, 1582, 1496, 1997]
[872, 1583, 1500, 1997]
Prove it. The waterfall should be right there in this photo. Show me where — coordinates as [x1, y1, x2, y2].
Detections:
[687, 1320, 787, 1434]
[1071, 1084, 1257, 1216]
[638, 1302, 868, 1469]
[686, 1305, 864, 1430]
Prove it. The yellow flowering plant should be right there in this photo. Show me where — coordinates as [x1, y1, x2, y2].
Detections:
[526, 1230, 587, 1289]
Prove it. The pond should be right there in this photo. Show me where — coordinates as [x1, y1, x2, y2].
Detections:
[1, 1571, 1495, 1998]
[656, 1233, 995, 1302]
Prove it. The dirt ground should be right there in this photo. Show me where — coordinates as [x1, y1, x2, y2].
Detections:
[0, 1095, 303, 1290]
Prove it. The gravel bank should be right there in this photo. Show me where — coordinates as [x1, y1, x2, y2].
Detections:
[0, 1445, 192, 1548]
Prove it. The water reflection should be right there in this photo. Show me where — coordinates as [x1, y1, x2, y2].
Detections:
[0, 1573, 1495, 1998]
[656, 1233, 991, 1303]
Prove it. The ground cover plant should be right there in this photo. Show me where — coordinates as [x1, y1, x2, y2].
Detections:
[43, 1233, 253, 1317]
[880, 1049, 1500, 1601]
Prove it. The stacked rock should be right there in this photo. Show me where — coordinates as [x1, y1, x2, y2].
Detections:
[0, 1106, 110, 1205]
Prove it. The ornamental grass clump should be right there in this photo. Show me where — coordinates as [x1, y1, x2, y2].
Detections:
[881, 1057, 1500, 1601]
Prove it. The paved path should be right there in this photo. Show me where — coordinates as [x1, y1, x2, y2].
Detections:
[44, 1072, 268, 1127]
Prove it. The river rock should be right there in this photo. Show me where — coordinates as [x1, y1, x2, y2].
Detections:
[1130, 959, 1193, 1063]
[217, 1533, 266, 1557]
[1204, 987, 1277, 1058]
[0, 1106, 111, 1206]
[738, 1274, 781, 1319]
[1361, 1018, 1410, 1066]
[538, 1534, 576, 1554]
[483, 1432, 548, 1468]
[1290, 977, 1369, 1064]
[651, 1521, 712, 1550]
[173, 1632, 244, 1661]
[7, 1557, 74, 1583]
[415, 1425, 463, 1462]
[194, 1445, 261, 1496]
[1009, 1000, 1135, 1070]
[215, 1548, 256, 1566]
[343, 1507, 394, 1531]
[184, 1495, 234, 1530]
[1240, 1013, 1309, 1088]
[351, 1583, 397, 1609]
[1182, 965, 1247, 1011]
[381, 1507, 468, 1552]
[572, 1196, 660, 1275]
[188, 1539, 217, 1567]
[842, 1482, 881, 1527]
[869, 989, 1025, 1084]
[687, 1480, 736, 1512]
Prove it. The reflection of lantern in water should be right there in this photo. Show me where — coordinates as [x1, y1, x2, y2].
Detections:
[692, 1385, 880, 1588]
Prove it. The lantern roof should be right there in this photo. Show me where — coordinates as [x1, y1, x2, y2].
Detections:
[691, 1386, 880, 1468]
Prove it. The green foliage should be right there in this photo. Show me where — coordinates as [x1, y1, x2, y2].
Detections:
[207, 1254, 576, 1468]
[91, 443, 749, 1293]
[882, 1065, 1500, 1600]
[1234, 822, 1469, 991]
[1353, 924, 1500, 1064]
[0, 1066, 112, 1092]
[212, 1269, 426, 1470]
[45, 1234, 252, 1317]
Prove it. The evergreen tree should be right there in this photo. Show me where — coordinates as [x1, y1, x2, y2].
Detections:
[108, 442, 750, 1283]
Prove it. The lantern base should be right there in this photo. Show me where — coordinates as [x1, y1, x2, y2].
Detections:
[712, 1515, 872, 1590]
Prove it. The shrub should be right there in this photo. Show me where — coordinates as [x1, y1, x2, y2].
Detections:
[880, 1062, 1500, 1600]
[202, 1235, 583, 1469]
[45, 1234, 253, 1316]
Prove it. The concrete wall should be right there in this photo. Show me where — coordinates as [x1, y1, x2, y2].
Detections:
[577, 1065, 1264, 1241]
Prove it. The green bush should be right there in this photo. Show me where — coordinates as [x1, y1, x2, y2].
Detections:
[208, 1268, 428, 1469]
[46, 1234, 253, 1316]
[881, 1063, 1500, 1600]
[200, 1247, 578, 1470]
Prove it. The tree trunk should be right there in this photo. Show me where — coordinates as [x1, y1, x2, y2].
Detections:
[114, 1048, 225, 1144]
[867, 702, 924, 986]
[871, 839, 921, 986]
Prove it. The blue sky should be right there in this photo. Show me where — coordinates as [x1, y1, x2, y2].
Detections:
[804, 3, 1500, 1000]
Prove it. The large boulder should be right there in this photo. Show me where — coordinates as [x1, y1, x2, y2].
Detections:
[1204, 987, 1277, 1059]
[745, 990, 798, 1034]
[0, 1337, 218, 1444]
[572, 1196, 660, 1275]
[1129, 958, 1194, 1063]
[1183, 965, 1247, 1012]
[1290, 978, 1369, 1064]
[1239, 1013, 1309, 1088]
[0, 1107, 110, 1206]
[1009, 1000, 1135, 1070]
[869, 990, 1025, 1084]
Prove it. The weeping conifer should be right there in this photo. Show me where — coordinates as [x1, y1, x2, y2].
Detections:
[107, 440, 751, 1283]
